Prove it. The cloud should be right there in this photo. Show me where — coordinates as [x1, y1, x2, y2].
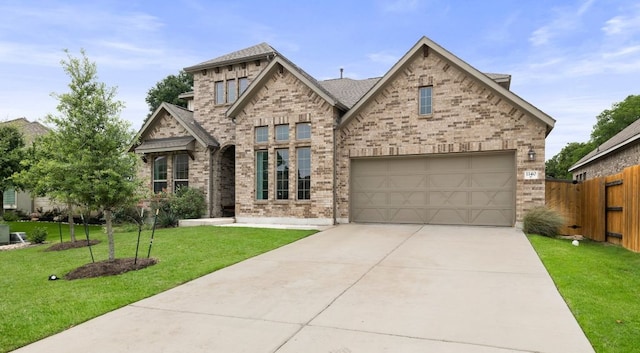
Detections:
[529, 0, 595, 46]
[602, 7, 640, 36]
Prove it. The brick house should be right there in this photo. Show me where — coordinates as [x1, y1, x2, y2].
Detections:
[1, 117, 58, 214]
[569, 118, 640, 180]
[133, 36, 555, 227]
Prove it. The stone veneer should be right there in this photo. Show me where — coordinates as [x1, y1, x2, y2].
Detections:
[233, 68, 338, 225]
[572, 144, 640, 180]
[336, 49, 547, 225]
[139, 112, 210, 196]
[191, 59, 267, 216]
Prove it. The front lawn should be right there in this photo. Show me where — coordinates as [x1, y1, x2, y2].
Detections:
[0, 223, 315, 353]
[528, 235, 640, 353]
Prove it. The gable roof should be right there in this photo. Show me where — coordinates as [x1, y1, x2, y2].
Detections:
[184, 43, 278, 72]
[0, 117, 49, 145]
[131, 102, 218, 152]
[338, 36, 555, 135]
[569, 118, 640, 172]
[227, 55, 348, 118]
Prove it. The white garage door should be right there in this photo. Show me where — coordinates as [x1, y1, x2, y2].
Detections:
[350, 152, 515, 226]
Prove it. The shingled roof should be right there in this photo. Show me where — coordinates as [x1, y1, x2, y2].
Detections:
[318, 78, 381, 109]
[0, 117, 49, 145]
[184, 43, 279, 72]
[569, 118, 640, 172]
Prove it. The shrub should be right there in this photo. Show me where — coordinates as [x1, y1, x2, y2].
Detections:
[29, 227, 48, 244]
[523, 206, 565, 237]
[171, 187, 206, 219]
[2, 211, 19, 222]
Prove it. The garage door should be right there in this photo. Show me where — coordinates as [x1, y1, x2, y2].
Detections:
[350, 153, 515, 226]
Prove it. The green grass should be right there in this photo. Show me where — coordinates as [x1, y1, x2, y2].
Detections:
[0, 223, 316, 352]
[528, 235, 640, 353]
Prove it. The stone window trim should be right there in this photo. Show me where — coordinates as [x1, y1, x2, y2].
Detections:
[418, 85, 433, 116]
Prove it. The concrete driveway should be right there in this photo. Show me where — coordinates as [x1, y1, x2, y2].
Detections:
[14, 224, 594, 353]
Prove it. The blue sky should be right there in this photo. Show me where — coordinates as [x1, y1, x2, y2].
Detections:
[1, 0, 638, 159]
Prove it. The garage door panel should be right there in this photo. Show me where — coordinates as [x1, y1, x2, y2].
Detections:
[470, 191, 513, 206]
[388, 174, 428, 188]
[471, 209, 513, 226]
[390, 208, 427, 223]
[388, 191, 426, 205]
[351, 153, 515, 226]
[429, 174, 467, 188]
[471, 173, 513, 187]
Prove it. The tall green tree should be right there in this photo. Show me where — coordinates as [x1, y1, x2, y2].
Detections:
[145, 70, 193, 119]
[590, 95, 640, 146]
[545, 142, 594, 179]
[0, 126, 25, 218]
[23, 50, 142, 259]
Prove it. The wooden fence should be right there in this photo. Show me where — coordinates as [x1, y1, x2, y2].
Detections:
[546, 165, 640, 252]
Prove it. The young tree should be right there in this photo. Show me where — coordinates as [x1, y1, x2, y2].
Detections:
[27, 49, 142, 259]
[0, 126, 25, 218]
[145, 70, 193, 119]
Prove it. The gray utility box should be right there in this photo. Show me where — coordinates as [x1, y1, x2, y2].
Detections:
[0, 224, 9, 245]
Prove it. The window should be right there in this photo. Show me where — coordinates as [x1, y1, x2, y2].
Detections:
[239, 77, 249, 95]
[255, 126, 268, 143]
[227, 80, 237, 103]
[174, 154, 189, 191]
[419, 86, 432, 115]
[296, 122, 311, 140]
[297, 147, 311, 200]
[256, 151, 268, 200]
[153, 156, 167, 193]
[275, 124, 289, 142]
[215, 81, 224, 104]
[276, 149, 289, 200]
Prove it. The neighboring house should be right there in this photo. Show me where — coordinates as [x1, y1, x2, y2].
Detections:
[132, 36, 554, 227]
[569, 118, 640, 180]
[0, 117, 53, 214]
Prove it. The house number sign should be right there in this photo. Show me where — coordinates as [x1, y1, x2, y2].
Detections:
[524, 170, 539, 180]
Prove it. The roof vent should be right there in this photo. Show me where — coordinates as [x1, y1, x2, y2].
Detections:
[340, 67, 343, 79]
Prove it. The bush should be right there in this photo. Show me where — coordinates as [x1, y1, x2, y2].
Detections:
[2, 211, 19, 222]
[29, 227, 48, 244]
[171, 187, 206, 219]
[523, 206, 565, 237]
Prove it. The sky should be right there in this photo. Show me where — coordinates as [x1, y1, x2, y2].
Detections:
[1, 0, 638, 160]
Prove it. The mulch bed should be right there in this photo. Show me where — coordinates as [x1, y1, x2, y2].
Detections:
[45, 240, 100, 251]
[65, 258, 158, 280]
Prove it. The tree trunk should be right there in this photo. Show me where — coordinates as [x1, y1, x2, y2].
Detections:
[0, 191, 4, 218]
[105, 209, 115, 261]
[67, 202, 76, 242]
